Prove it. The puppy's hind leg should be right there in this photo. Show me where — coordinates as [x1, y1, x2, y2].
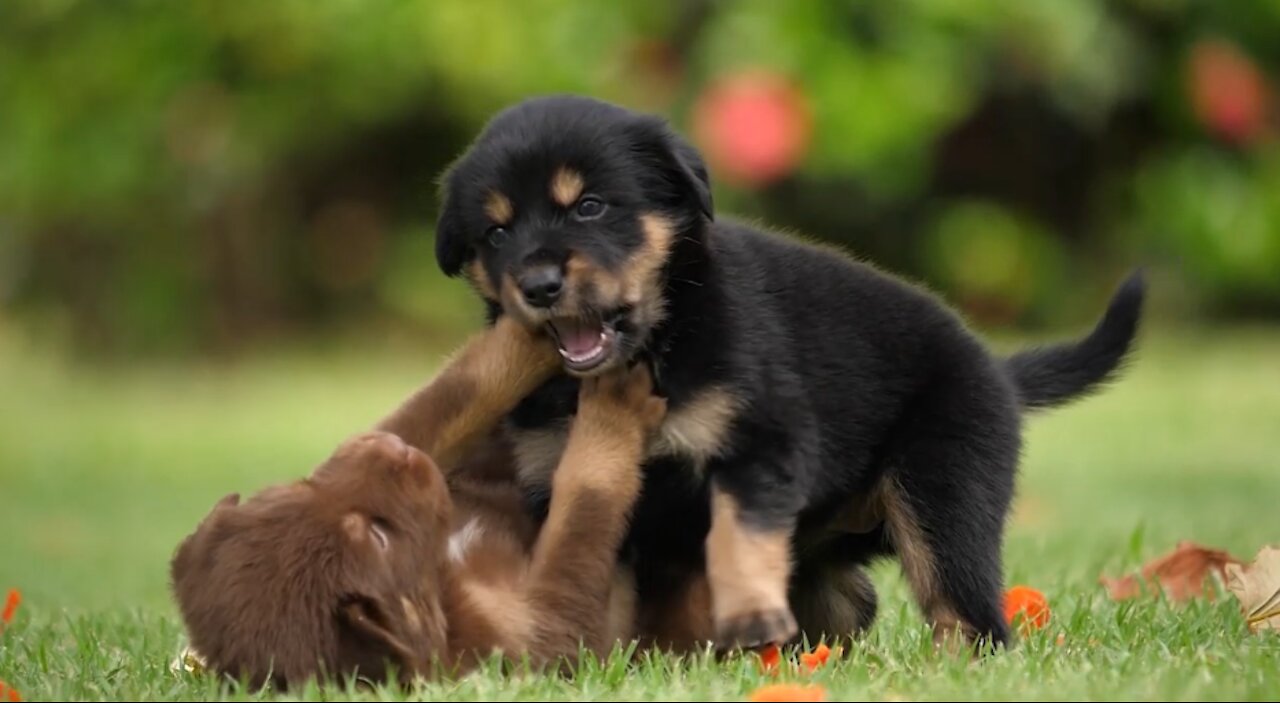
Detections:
[789, 531, 887, 646]
[881, 388, 1021, 654]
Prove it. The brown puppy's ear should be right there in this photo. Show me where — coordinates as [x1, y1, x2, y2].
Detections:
[336, 595, 417, 680]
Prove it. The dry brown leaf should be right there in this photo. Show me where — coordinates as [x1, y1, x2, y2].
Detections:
[1225, 545, 1280, 633]
[1100, 540, 1243, 603]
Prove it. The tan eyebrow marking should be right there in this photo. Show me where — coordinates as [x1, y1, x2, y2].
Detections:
[485, 192, 513, 225]
[550, 167, 585, 208]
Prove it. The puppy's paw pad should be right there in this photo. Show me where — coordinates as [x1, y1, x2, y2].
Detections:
[714, 608, 798, 652]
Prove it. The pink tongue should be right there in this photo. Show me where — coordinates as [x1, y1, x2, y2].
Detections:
[555, 319, 602, 356]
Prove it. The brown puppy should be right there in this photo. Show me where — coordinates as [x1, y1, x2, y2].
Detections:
[169, 354, 666, 690]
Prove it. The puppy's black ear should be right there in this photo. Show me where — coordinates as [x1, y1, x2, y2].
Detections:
[629, 117, 714, 223]
[670, 138, 714, 221]
[433, 180, 469, 277]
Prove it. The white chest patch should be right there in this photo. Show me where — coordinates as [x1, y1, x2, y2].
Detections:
[447, 517, 485, 564]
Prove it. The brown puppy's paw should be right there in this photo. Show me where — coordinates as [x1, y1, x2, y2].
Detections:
[579, 363, 667, 434]
[713, 607, 798, 652]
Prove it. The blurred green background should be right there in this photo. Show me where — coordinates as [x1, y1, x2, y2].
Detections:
[3, 0, 1280, 618]
[3, 0, 1279, 360]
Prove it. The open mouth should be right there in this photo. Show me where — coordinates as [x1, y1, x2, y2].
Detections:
[546, 315, 620, 373]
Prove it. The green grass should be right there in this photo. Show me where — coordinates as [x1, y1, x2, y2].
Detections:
[2, 322, 1279, 701]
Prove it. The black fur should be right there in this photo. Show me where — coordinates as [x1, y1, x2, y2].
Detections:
[433, 95, 1146, 651]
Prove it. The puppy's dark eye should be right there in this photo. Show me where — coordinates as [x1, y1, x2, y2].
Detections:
[485, 226, 509, 248]
[574, 197, 606, 220]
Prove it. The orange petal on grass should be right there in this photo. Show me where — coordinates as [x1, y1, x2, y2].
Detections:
[0, 682, 20, 702]
[1003, 585, 1050, 631]
[749, 683, 826, 702]
[757, 643, 782, 673]
[1, 590, 19, 625]
[800, 643, 835, 672]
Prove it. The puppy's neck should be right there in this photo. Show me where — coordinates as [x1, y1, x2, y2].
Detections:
[645, 222, 727, 398]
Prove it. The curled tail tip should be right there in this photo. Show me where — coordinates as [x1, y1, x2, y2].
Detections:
[1007, 268, 1149, 411]
[1113, 267, 1148, 310]
[1101, 267, 1148, 333]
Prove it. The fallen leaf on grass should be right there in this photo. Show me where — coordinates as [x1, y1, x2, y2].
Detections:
[1100, 541, 1242, 602]
[749, 683, 826, 702]
[1225, 545, 1280, 633]
[170, 645, 209, 676]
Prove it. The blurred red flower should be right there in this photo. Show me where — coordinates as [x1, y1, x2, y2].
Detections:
[692, 70, 812, 187]
[1187, 38, 1272, 144]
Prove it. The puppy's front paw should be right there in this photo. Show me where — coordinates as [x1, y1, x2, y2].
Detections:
[713, 607, 798, 652]
[579, 363, 667, 433]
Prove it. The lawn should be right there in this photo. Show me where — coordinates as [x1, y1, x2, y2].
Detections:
[2, 322, 1278, 701]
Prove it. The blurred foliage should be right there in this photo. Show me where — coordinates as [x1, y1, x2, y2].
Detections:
[1, 0, 1278, 357]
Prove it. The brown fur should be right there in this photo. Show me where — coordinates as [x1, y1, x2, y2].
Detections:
[484, 191, 513, 225]
[509, 384, 742, 497]
[881, 478, 971, 645]
[169, 432, 453, 689]
[648, 386, 741, 469]
[549, 167, 584, 208]
[620, 213, 675, 333]
[170, 360, 668, 690]
[704, 488, 798, 649]
[498, 270, 552, 332]
[372, 316, 559, 472]
[464, 259, 499, 301]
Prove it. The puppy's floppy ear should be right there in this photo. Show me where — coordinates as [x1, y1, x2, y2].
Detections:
[336, 594, 417, 680]
[629, 116, 714, 223]
[670, 138, 714, 221]
[433, 177, 470, 277]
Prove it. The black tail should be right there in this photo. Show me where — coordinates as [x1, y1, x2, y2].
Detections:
[1004, 269, 1147, 411]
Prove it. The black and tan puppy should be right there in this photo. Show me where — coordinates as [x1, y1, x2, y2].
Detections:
[432, 95, 1146, 653]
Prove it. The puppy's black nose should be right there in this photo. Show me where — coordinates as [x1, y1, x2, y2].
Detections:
[518, 265, 564, 308]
